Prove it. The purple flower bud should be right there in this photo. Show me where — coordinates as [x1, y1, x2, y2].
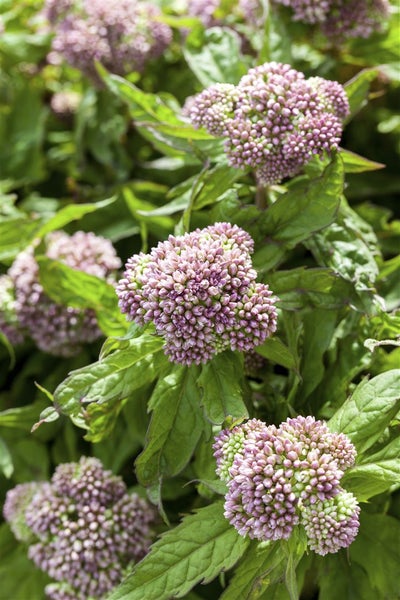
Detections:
[44, 0, 172, 82]
[10, 457, 156, 600]
[8, 231, 121, 357]
[3, 482, 44, 542]
[214, 415, 359, 552]
[300, 490, 360, 555]
[117, 223, 278, 365]
[186, 62, 349, 184]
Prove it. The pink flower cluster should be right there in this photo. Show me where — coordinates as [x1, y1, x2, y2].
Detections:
[7, 230, 121, 357]
[185, 62, 349, 185]
[44, 0, 172, 81]
[117, 223, 278, 365]
[213, 415, 360, 555]
[3, 457, 155, 600]
[273, 0, 390, 41]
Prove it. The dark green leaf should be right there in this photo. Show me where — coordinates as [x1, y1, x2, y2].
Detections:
[136, 365, 204, 486]
[350, 513, 400, 599]
[317, 553, 376, 600]
[108, 502, 249, 600]
[256, 337, 299, 372]
[267, 268, 357, 311]
[198, 352, 248, 425]
[344, 69, 378, 119]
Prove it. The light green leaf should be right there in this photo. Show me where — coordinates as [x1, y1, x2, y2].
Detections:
[344, 68, 378, 119]
[51, 334, 166, 433]
[135, 365, 204, 486]
[37, 256, 127, 337]
[0, 436, 13, 478]
[184, 27, 247, 86]
[108, 502, 249, 600]
[198, 352, 248, 425]
[343, 436, 400, 500]
[255, 337, 299, 372]
[328, 369, 400, 454]
[35, 198, 116, 238]
[339, 149, 385, 173]
[0, 217, 41, 263]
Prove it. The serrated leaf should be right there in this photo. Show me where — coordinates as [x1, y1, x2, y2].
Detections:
[198, 352, 248, 425]
[267, 267, 357, 311]
[343, 436, 400, 500]
[52, 334, 166, 433]
[328, 369, 400, 455]
[258, 154, 343, 255]
[35, 198, 116, 238]
[317, 553, 377, 600]
[184, 27, 247, 86]
[349, 513, 400, 599]
[219, 541, 286, 600]
[37, 256, 127, 337]
[135, 365, 204, 486]
[108, 501, 249, 600]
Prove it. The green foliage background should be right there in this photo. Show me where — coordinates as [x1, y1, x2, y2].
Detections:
[0, 0, 399, 598]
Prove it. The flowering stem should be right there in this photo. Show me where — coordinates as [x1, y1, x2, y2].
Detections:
[255, 184, 267, 210]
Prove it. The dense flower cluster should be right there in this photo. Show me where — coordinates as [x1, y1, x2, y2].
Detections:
[186, 0, 263, 27]
[213, 416, 360, 554]
[273, 0, 390, 41]
[0, 275, 25, 346]
[3, 457, 155, 600]
[117, 222, 278, 365]
[43, 0, 172, 81]
[8, 231, 121, 357]
[185, 62, 349, 184]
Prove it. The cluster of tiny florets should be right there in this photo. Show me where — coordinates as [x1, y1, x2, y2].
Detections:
[3, 457, 155, 600]
[117, 223, 278, 365]
[0, 275, 25, 346]
[213, 415, 360, 554]
[43, 0, 172, 81]
[8, 231, 121, 357]
[185, 62, 349, 185]
[273, 0, 390, 41]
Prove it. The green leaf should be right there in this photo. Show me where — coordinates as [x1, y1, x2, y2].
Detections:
[254, 154, 343, 270]
[328, 369, 400, 455]
[135, 365, 204, 486]
[267, 267, 357, 311]
[184, 27, 247, 86]
[37, 256, 127, 337]
[198, 352, 248, 425]
[0, 400, 48, 431]
[0, 523, 49, 600]
[339, 149, 385, 173]
[0, 436, 13, 478]
[219, 541, 286, 600]
[343, 436, 400, 500]
[306, 199, 379, 297]
[344, 69, 378, 119]
[35, 198, 116, 238]
[255, 337, 299, 372]
[52, 333, 166, 433]
[191, 164, 242, 211]
[350, 513, 400, 599]
[317, 553, 377, 600]
[108, 501, 249, 600]
[0, 217, 41, 263]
